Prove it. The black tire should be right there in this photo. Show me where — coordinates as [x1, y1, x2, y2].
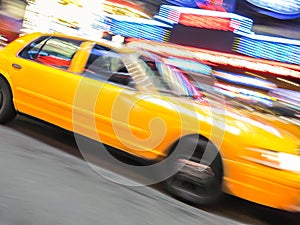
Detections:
[165, 137, 223, 205]
[0, 76, 16, 123]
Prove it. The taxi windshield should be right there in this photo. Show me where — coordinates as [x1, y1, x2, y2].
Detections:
[137, 55, 202, 99]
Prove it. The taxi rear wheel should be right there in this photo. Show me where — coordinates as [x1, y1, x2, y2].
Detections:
[0, 77, 16, 123]
[165, 138, 223, 205]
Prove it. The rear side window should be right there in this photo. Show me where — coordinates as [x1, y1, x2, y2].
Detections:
[84, 44, 135, 88]
[19, 36, 82, 70]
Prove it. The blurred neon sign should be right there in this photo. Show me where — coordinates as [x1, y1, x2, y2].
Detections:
[214, 82, 275, 106]
[246, 0, 300, 19]
[246, 0, 300, 14]
[213, 70, 277, 90]
[233, 33, 300, 66]
[128, 40, 300, 79]
[157, 5, 253, 33]
[179, 14, 233, 31]
[164, 57, 212, 75]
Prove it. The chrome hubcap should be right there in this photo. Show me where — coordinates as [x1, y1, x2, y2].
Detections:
[177, 158, 215, 181]
[169, 158, 216, 199]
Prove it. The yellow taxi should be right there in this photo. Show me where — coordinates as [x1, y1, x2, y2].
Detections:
[0, 32, 299, 211]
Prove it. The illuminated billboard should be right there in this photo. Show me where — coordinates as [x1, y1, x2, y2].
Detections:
[245, 0, 300, 19]
[165, 0, 237, 12]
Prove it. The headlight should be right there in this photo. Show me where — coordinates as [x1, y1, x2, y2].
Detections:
[244, 148, 300, 174]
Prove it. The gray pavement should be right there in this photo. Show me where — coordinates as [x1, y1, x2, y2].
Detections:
[0, 124, 241, 225]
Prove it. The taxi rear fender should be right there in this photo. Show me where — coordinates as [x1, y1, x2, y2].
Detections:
[0, 73, 14, 94]
[0, 49, 15, 99]
[0, 72, 17, 112]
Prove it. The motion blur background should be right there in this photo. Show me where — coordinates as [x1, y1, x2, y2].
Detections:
[0, 0, 300, 224]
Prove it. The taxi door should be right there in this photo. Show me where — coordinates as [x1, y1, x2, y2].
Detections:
[7, 36, 92, 131]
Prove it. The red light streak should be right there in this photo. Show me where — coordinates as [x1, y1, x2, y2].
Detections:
[178, 14, 233, 31]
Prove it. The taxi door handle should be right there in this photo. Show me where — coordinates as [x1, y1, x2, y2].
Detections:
[12, 63, 22, 70]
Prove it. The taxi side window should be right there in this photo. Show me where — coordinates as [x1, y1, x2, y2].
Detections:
[84, 45, 135, 88]
[19, 36, 82, 70]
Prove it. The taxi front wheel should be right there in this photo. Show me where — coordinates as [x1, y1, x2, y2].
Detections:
[165, 138, 223, 205]
[0, 76, 16, 123]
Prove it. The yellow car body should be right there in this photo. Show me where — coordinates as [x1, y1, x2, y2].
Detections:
[0, 33, 300, 211]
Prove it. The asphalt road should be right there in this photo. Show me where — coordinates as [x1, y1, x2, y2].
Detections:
[0, 116, 240, 225]
[1, 115, 300, 225]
